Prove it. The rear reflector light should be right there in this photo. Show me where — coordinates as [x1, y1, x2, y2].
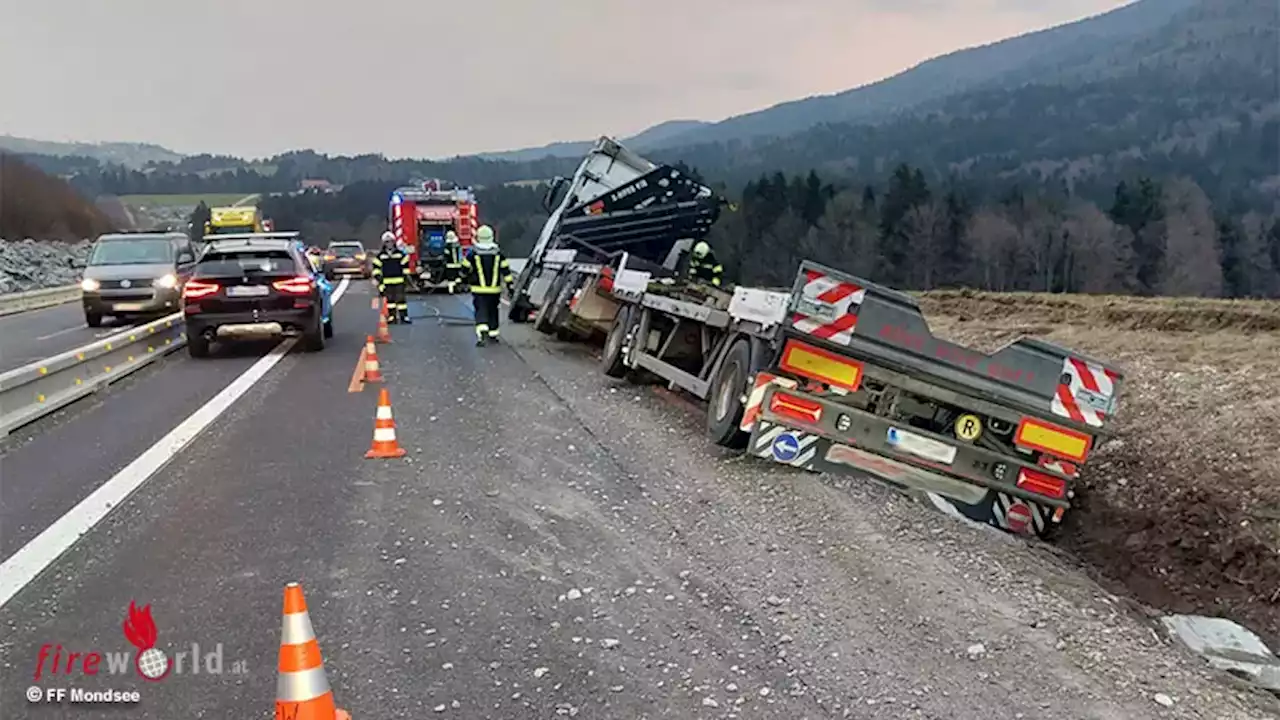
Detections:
[182, 280, 219, 299]
[779, 339, 863, 391]
[272, 276, 314, 294]
[1016, 467, 1066, 500]
[768, 392, 823, 425]
[1014, 417, 1091, 462]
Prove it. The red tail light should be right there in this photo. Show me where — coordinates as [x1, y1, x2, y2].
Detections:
[768, 392, 823, 424]
[272, 276, 314, 295]
[1016, 467, 1067, 499]
[182, 279, 219, 299]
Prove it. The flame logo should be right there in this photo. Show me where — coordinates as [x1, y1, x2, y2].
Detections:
[122, 601, 170, 681]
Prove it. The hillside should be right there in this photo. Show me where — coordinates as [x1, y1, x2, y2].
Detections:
[471, 120, 710, 162]
[0, 154, 114, 240]
[0, 135, 183, 169]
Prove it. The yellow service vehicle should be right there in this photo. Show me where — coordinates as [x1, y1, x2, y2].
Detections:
[204, 206, 265, 235]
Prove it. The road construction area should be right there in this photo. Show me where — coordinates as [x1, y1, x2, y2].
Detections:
[1, 282, 1276, 718]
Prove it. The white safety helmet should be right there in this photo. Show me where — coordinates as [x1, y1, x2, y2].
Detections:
[693, 240, 711, 258]
[445, 230, 459, 244]
[381, 231, 395, 244]
[474, 225, 496, 248]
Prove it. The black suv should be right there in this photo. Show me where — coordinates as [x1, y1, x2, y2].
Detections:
[181, 237, 334, 358]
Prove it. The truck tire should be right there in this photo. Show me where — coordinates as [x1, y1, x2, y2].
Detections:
[534, 272, 570, 335]
[602, 306, 634, 378]
[707, 338, 752, 449]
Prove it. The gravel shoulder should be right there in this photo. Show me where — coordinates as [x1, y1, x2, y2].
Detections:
[498, 321, 1278, 719]
[918, 290, 1280, 652]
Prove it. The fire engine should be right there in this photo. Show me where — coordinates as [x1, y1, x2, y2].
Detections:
[388, 180, 478, 292]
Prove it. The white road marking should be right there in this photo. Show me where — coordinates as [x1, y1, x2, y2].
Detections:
[35, 325, 88, 341]
[0, 277, 350, 610]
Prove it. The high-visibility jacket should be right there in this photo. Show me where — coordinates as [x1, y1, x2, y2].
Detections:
[466, 247, 513, 294]
[445, 243, 464, 271]
[689, 249, 723, 287]
[372, 248, 411, 286]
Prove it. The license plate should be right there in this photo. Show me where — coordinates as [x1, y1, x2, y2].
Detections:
[113, 302, 145, 311]
[886, 427, 957, 464]
[226, 285, 269, 297]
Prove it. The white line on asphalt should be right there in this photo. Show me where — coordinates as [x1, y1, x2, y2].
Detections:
[35, 325, 88, 341]
[0, 277, 350, 610]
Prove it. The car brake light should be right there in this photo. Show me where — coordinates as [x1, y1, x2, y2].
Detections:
[182, 279, 219, 299]
[1016, 467, 1066, 499]
[768, 392, 823, 425]
[324, 254, 336, 261]
[272, 276, 314, 294]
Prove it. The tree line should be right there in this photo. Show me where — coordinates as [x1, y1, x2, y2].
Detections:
[709, 166, 1279, 298]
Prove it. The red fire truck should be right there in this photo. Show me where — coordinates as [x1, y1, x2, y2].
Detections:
[388, 180, 478, 292]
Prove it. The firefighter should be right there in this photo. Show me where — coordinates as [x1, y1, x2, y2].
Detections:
[464, 224, 513, 345]
[687, 240, 724, 287]
[444, 230, 465, 293]
[372, 231, 413, 324]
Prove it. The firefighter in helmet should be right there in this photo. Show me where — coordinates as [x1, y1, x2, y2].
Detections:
[444, 230, 465, 293]
[464, 224, 514, 345]
[687, 240, 724, 287]
[372, 231, 413, 324]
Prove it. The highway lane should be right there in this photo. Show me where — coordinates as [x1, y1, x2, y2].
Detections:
[0, 300, 149, 373]
[0, 287, 1272, 719]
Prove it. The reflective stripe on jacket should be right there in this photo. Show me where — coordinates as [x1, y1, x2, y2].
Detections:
[466, 249, 513, 294]
[372, 250, 411, 284]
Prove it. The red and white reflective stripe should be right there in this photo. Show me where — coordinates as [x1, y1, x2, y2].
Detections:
[740, 373, 799, 432]
[1039, 456, 1079, 478]
[1050, 357, 1116, 428]
[790, 270, 865, 345]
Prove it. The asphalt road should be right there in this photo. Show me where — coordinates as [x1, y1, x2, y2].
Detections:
[0, 300, 150, 373]
[0, 285, 1274, 719]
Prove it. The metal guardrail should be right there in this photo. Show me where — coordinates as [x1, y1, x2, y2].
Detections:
[0, 285, 81, 317]
[0, 313, 186, 436]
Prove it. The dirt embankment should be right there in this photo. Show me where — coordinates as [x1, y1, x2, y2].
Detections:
[918, 289, 1280, 648]
[0, 153, 114, 241]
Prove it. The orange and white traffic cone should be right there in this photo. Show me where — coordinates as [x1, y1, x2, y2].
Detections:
[275, 582, 348, 720]
[375, 299, 392, 343]
[362, 336, 382, 382]
[365, 388, 406, 459]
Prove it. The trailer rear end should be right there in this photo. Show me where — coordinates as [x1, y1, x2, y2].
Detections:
[743, 262, 1124, 538]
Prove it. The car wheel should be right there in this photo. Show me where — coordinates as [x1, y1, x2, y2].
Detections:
[85, 311, 103, 328]
[186, 332, 211, 358]
[302, 314, 326, 352]
[323, 317, 334, 339]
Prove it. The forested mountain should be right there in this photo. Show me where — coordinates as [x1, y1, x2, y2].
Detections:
[0, 154, 113, 240]
[0, 135, 182, 169]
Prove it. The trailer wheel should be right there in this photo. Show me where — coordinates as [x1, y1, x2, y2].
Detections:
[602, 306, 633, 378]
[707, 338, 751, 449]
[534, 272, 570, 335]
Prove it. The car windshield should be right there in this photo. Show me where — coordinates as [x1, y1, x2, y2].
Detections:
[89, 239, 173, 266]
[330, 244, 363, 257]
[195, 249, 298, 276]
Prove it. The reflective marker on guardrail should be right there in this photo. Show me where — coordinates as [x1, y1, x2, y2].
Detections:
[0, 312, 186, 436]
[0, 285, 81, 317]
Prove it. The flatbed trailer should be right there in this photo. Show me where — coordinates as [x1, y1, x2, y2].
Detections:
[527, 254, 1125, 539]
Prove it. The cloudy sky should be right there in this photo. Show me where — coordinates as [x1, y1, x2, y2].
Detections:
[0, 0, 1129, 159]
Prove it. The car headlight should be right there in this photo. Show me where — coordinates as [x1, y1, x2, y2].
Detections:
[153, 273, 179, 289]
[80, 278, 100, 292]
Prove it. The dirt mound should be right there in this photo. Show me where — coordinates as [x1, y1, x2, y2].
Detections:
[922, 295, 1280, 648]
[0, 153, 114, 241]
[919, 289, 1280, 334]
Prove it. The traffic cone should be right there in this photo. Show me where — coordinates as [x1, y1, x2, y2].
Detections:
[365, 388, 406, 459]
[375, 300, 392, 343]
[362, 336, 382, 382]
[276, 582, 348, 720]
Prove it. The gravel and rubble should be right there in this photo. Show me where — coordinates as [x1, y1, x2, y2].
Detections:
[0, 238, 90, 293]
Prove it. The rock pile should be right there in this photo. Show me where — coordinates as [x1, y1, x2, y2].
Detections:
[0, 238, 92, 294]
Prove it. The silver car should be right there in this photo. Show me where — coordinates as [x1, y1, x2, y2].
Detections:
[73, 232, 198, 327]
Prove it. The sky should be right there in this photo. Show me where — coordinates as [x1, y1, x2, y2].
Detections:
[0, 0, 1132, 160]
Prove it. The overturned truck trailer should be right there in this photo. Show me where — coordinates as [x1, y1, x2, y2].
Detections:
[514, 137, 1125, 539]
